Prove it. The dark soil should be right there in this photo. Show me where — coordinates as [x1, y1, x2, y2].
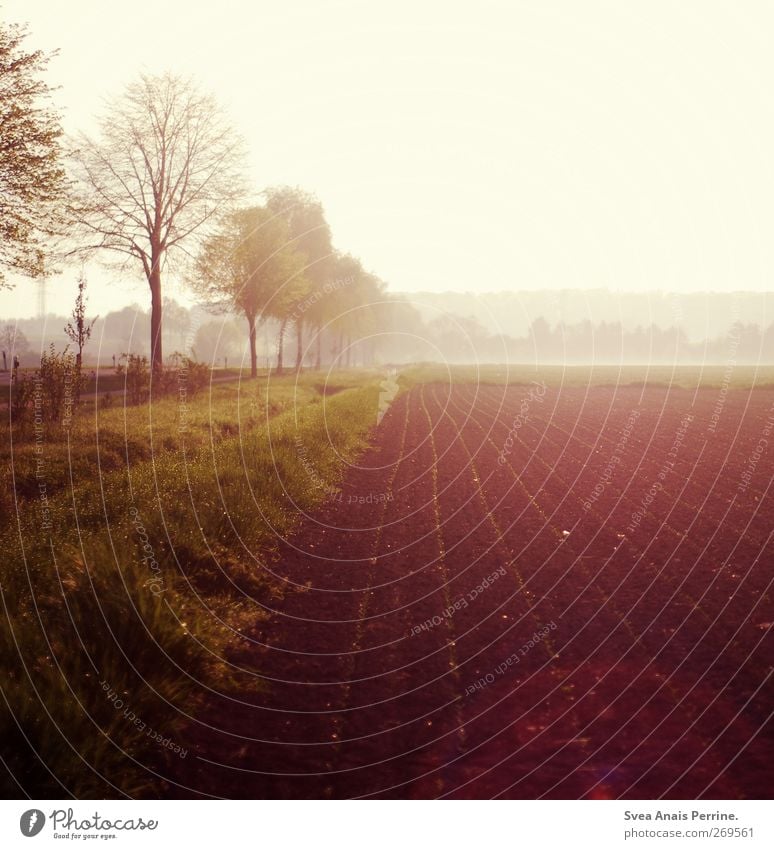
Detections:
[167, 383, 774, 799]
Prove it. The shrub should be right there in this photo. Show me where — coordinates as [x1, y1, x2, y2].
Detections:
[39, 344, 81, 423]
[9, 371, 35, 424]
[178, 356, 210, 395]
[117, 353, 150, 405]
[10, 346, 82, 426]
[114, 353, 209, 404]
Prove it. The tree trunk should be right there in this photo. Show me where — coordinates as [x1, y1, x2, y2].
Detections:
[276, 316, 289, 374]
[315, 326, 322, 370]
[345, 333, 351, 368]
[295, 320, 304, 373]
[247, 313, 257, 378]
[149, 263, 163, 376]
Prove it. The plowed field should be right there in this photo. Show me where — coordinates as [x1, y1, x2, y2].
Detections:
[174, 382, 774, 799]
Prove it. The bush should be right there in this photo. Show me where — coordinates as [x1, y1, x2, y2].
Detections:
[114, 353, 210, 404]
[9, 371, 35, 423]
[178, 356, 210, 395]
[10, 345, 82, 426]
[39, 344, 81, 423]
[116, 353, 150, 405]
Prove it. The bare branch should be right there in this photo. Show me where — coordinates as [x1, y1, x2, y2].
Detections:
[67, 72, 246, 370]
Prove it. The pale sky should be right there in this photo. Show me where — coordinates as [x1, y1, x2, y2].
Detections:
[2, 0, 774, 318]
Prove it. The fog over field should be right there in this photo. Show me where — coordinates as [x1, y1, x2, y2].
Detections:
[6, 288, 773, 370]
[404, 289, 774, 341]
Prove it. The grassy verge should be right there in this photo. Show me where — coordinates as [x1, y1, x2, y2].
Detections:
[0, 370, 382, 797]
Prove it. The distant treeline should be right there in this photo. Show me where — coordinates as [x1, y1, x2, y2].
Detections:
[491, 317, 774, 364]
[4, 304, 773, 368]
[405, 289, 774, 342]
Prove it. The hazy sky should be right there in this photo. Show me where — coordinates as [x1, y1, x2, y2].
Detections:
[2, 0, 774, 318]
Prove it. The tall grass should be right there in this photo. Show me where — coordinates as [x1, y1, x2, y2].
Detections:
[0, 371, 382, 797]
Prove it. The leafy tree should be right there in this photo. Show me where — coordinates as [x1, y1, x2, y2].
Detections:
[264, 187, 332, 373]
[64, 273, 97, 369]
[300, 251, 356, 369]
[348, 270, 386, 366]
[193, 205, 306, 377]
[321, 255, 386, 367]
[69, 72, 245, 374]
[301, 263, 356, 370]
[0, 21, 66, 286]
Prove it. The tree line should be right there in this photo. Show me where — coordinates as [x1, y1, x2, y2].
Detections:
[1, 21, 399, 379]
[434, 315, 774, 364]
[4, 19, 774, 376]
[8, 307, 774, 371]
[2, 290, 425, 373]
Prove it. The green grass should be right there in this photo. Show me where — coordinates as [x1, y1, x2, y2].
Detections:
[0, 369, 383, 797]
[398, 362, 774, 390]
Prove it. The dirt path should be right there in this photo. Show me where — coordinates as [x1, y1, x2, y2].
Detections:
[169, 383, 774, 799]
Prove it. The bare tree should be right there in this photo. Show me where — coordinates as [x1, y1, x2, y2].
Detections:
[0, 324, 30, 369]
[64, 272, 97, 369]
[69, 72, 244, 374]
